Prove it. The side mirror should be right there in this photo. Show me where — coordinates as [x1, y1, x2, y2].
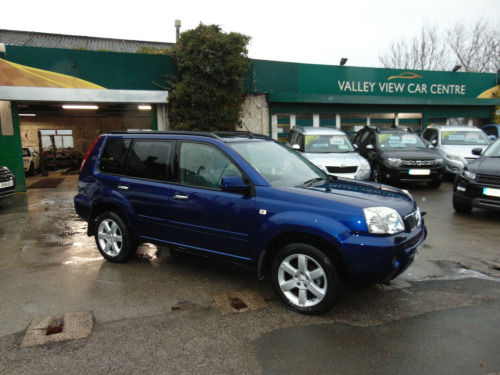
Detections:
[366, 144, 374, 150]
[472, 148, 483, 156]
[292, 144, 301, 151]
[431, 139, 437, 146]
[221, 176, 250, 195]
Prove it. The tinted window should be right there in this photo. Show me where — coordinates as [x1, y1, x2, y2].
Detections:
[127, 140, 172, 181]
[179, 142, 242, 189]
[99, 138, 131, 174]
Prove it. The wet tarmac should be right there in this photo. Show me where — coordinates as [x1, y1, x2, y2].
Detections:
[0, 174, 499, 374]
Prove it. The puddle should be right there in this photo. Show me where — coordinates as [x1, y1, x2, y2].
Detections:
[429, 261, 500, 283]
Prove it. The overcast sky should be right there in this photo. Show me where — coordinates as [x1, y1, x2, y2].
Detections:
[2, 0, 498, 68]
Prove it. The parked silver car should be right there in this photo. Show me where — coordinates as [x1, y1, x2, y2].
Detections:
[286, 126, 371, 180]
[422, 125, 491, 175]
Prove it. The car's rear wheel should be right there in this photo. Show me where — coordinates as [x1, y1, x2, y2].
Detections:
[95, 212, 137, 262]
[271, 243, 344, 315]
[452, 195, 472, 213]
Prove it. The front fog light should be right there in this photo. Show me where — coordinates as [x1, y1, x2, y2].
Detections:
[363, 206, 405, 234]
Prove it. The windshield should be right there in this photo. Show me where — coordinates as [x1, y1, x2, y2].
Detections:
[377, 133, 426, 150]
[441, 130, 490, 146]
[230, 140, 325, 187]
[304, 134, 355, 153]
[484, 139, 500, 157]
[22, 148, 30, 157]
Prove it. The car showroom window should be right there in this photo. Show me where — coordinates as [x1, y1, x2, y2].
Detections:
[179, 142, 242, 189]
[127, 140, 173, 181]
[99, 138, 131, 175]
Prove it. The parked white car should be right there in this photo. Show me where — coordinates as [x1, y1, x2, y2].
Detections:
[286, 126, 371, 180]
[23, 147, 40, 175]
[422, 125, 491, 176]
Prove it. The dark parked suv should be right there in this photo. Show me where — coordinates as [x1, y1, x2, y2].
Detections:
[453, 138, 500, 213]
[0, 166, 16, 201]
[75, 131, 427, 314]
[353, 126, 445, 188]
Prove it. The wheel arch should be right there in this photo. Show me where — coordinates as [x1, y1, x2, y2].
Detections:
[258, 231, 350, 283]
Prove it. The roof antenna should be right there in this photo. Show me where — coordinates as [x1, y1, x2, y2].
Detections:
[238, 121, 253, 138]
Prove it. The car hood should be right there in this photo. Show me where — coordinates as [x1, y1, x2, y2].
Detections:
[302, 152, 367, 166]
[281, 178, 416, 216]
[380, 148, 439, 159]
[467, 157, 500, 175]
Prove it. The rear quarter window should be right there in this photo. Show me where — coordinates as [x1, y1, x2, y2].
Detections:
[99, 138, 131, 175]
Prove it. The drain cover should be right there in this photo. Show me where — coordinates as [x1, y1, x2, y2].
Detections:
[213, 289, 267, 315]
[21, 311, 94, 347]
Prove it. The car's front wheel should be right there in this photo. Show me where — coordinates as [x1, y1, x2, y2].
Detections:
[95, 212, 137, 262]
[271, 243, 344, 315]
[452, 195, 472, 213]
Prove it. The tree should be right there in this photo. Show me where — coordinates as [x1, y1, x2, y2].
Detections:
[379, 19, 499, 73]
[167, 24, 251, 131]
[379, 24, 449, 71]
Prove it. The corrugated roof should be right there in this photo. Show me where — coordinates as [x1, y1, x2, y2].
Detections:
[0, 29, 174, 53]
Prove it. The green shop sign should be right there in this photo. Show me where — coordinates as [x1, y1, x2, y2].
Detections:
[249, 60, 500, 106]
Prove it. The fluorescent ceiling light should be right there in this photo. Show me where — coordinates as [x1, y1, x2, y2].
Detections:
[62, 105, 98, 110]
[138, 105, 152, 110]
[19, 113, 36, 117]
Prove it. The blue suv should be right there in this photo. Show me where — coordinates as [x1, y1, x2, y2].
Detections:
[75, 131, 426, 314]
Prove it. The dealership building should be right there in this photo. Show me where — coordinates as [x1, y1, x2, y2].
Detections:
[1, 29, 499, 191]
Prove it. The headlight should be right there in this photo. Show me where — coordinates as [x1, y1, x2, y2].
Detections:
[23, 159, 30, 165]
[435, 158, 444, 165]
[363, 207, 405, 234]
[445, 153, 461, 161]
[461, 169, 476, 180]
[387, 158, 402, 167]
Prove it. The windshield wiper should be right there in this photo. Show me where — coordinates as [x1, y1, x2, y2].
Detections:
[301, 177, 326, 187]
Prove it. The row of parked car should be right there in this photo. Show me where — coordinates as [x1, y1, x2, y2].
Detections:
[285, 124, 500, 213]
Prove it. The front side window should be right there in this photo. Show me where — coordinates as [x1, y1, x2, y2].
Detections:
[377, 133, 426, 149]
[230, 140, 324, 187]
[441, 130, 490, 145]
[127, 140, 173, 181]
[99, 138, 131, 175]
[179, 142, 242, 189]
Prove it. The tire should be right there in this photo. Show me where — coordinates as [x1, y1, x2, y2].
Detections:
[271, 243, 344, 315]
[94, 212, 137, 262]
[428, 177, 442, 188]
[452, 195, 472, 213]
[28, 162, 35, 176]
[372, 165, 384, 184]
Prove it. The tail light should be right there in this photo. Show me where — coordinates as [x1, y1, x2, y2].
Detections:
[80, 136, 102, 172]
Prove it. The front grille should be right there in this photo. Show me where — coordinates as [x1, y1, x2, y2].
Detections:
[326, 166, 358, 174]
[0, 169, 14, 182]
[404, 209, 421, 232]
[402, 159, 435, 166]
[476, 173, 500, 185]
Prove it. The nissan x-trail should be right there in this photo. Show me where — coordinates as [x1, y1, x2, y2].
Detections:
[75, 131, 426, 314]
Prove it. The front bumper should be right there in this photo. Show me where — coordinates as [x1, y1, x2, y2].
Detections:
[381, 165, 445, 183]
[338, 225, 427, 285]
[454, 177, 500, 211]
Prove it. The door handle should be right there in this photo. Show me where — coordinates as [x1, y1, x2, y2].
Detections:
[173, 194, 189, 201]
[117, 185, 129, 190]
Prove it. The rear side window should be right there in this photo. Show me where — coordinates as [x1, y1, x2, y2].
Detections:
[127, 140, 173, 181]
[99, 138, 131, 174]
